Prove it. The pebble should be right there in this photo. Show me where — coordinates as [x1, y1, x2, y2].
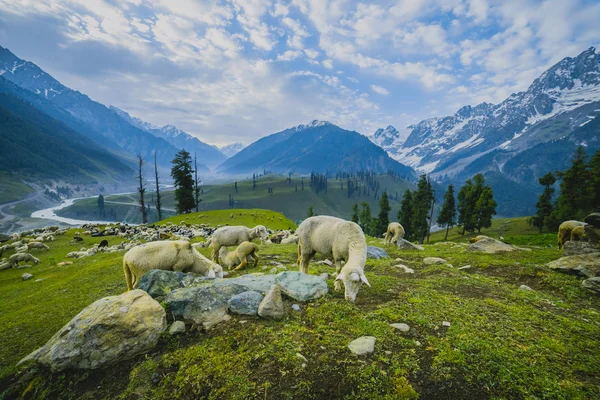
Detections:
[442, 321, 451, 327]
[296, 353, 307, 362]
[168, 321, 185, 335]
[415, 341, 422, 347]
[319, 273, 329, 280]
[292, 304, 301, 311]
[393, 264, 414, 274]
[34, 278, 46, 283]
[348, 336, 376, 356]
[390, 323, 410, 332]
[519, 285, 534, 291]
[458, 265, 472, 270]
[22, 273, 33, 281]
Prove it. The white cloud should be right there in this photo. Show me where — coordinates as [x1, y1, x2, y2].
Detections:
[277, 50, 302, 61]
[370, 84, 389, 95]
[322, 59, 333, 69]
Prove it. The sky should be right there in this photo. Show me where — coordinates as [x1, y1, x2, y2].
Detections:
[0, 0, 599, 147]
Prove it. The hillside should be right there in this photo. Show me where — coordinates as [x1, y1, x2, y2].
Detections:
[0, 214, 598, 399]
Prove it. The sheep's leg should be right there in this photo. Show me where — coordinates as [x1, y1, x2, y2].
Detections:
[252, 252, 259, 267]
[384, 232, 390, 245]
[211, 245, 220, 263]
[299, 252, 314, 274]
[234, 257, 248, 271]
[334, 260, 343, 291]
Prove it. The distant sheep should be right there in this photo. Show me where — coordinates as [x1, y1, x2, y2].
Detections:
[0, 259, 11, 272]
[384, 222, 405, 246]
[28, 242, 50, 251]
[558, 220, 586, 249]
[99, 239, 109, 248]
[123, 240, 223, 290]
[296, 216, 370, 302]
[218, 241, 260, 271]
[210, 225, 268, 263]
[10, 253, 40, 267]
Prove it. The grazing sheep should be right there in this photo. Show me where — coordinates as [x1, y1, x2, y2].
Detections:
[296, 216, 370, 302]
[210, 225, 268, 263]
[10, 253, 40, 267]
[280, 235, 299, 244]
[558, 220, 586, 249]
[218, 241, 260, 271]
[11, 233, 20, 241]
[384, 222, 405, 246]
[15, 245, 29, 253]
[99, 239, 109, 248]
[123, 240, 222, 290]
[0, 260, 11, 272]
[28, 242, 50, 251]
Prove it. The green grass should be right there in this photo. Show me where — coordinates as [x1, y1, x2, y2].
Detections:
[157, 208, 297, 231]
[1, 213, 599, 399]
[0, 174, 34, 204]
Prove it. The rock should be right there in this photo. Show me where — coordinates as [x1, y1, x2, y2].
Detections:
[268, 267, 279, 274]
[582, 277, 600, 293]
[390, 323, 410, 332]
[396, 239, 424, 251]
[169, 321, 186, 335]
[442, 321, 451, 327]
[257, 285, 285, 320]
[296, 353, 307, 362]
[225, 274, 277, 294]
[316, 260, 333, 266]
[367, 246, 389, 259]
[18, 290, 166, 371]
[57, 261, 73, 266]
[319, 273, 329, 280]
[138, 270, 191, 298]
[34, 279, 45, 283]
[348, 336, 376, 356]
[291, 304, 301, 311]
[546, 253, 600, 278]
[585, 212, 600, 229]
[564, 241, 600, 256]
[228, 291, 264, 316]
[458, 265, 472, 270]
[423, 257, 447, 265]
[466, 236, 519, 254]
[519, 285, 533, 291]
[393, 264, 414, 273]
[275, 271, 329, 301]
[22, 273, 33, 281]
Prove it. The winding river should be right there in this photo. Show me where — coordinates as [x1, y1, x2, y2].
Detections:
[30, 196, 118, 225]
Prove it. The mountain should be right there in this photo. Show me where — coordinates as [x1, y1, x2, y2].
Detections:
[0, 91, 131, 182]
[0, 46, 187, 169]
[219, 142, 245, 158]
[217, 120, 416, 178]
[110, 107, 224, 169]
[379, 47, 600, 182]
[369, 125, 412, 153]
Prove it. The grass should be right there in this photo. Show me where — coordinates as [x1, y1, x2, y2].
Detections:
[1, 214, 599, 399]
[0, 174, 34, 204]
[157, 208, 297, 231]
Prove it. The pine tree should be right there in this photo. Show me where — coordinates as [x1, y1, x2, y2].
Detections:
[411, 174, 434, 243]
[306, 206, 316, 218]
[589, 149, 600, 211]
[474, 186, 496, 232]
[531, 173, 556, 233]
[397, 189, 412, 240]
[171, 149, 195, 214]
[136, 153, 147, 224]
[194, 153, 201, 212]
[97, 194, 105, 218]
[359, 201, 372, 235]
[457, 179, 475, 234]
[154, 153, 162, 221]
[351, 203, 359, 224]
[555, 147, 592, 222]
[373, 191, 391, 237]
[437, 184, 456, 240]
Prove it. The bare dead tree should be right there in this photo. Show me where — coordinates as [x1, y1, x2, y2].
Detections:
[194, 152, 201, 212]
[137, 153, 147, 224]
[154, 152, 162, 221]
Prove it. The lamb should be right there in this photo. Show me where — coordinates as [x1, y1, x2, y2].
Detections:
[123, 240, 223, 290]
[28, 242, 50, 251]
[557, 220, 586, 249]
[384, 222, 405, 246]
[210, 225, 268, 263]
[218, 241, 260, 271]
[296, 216, 370, 302]
[99, 240, 109, 248]
[10, 253, 40, 267]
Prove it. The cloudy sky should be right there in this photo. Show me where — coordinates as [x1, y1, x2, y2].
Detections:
[0, 0, 599, 146]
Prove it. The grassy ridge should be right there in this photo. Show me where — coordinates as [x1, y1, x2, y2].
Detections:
[157, 208, 297, 231]
[0, 174, 34, 204]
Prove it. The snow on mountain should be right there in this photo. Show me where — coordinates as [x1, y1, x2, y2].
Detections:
[219, 142, 245, 158]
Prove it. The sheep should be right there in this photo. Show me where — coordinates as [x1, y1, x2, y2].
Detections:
[28, 242, 50, 251]
[280, 235, 299, 244]
[15, 245, 29, 253]
[210, 225, 268, 263]
[10, 253, 40, 267]
[123, 240, 223, 290]
[11, 233, 20, 241]
[0, 260, 11, 271]
[218, 241, 260, 271]
[296, 216, 370, 302]
[384, 222, 405, 246]
[99, 239, 109, 248]
[558, 220, 586, 249]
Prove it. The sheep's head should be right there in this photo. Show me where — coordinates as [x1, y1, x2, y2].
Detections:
[335, 270, 370, 302]
[253, 225, 268, 240]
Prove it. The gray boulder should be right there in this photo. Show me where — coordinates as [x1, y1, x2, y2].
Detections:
[584, 213, 600, 229]
[22, 273, 33, 281]
[546, 253, 600, 278]
[224, 274, 277, 294]
[138, 270, 190, 298]
[582, 277, 600, 293]
[367, 246, 389, 259]
[275, 271, 328, 301]
[228, 291, 264, 316]
[423, 257, 447, 265]
[396, 239, 424, 251]
[466, 236, 519, 254]
[564, 241, 600, 256]
[18, 290, 166, 371]
[257, 285, 285, 319]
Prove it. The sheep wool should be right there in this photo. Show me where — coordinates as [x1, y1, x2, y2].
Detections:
[557, 220, 586, 249]
[10, 253, 40, 266]
[210, 225, 268, 263]
[218, 241, 260, 271]
[384, 222, 405, 246]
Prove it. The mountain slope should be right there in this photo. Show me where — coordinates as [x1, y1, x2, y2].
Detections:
[217, 120, 416, 178]
[219, 142, 245, 158]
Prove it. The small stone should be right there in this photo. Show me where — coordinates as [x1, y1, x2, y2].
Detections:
[415, 341, 422, 347]
[442, 321, 451, 327]
[268, 267, 279, 274]
[348, 336, 376, 356]
[519, 285, 534, 291]
[458, 265, 472, 270]
[22, 273, 33, 281]
[393, 264, 414, 274]
[319, 273, 329, 280]
[296, 353, 307, 362]
[384, 351, 392, 355]
[34, 279, 46, 283]
[169, 321, 185, 335]
[291, 304, 301, 311]
[423, 257, 447, 265]
[367, 246, 389, 259]
[390, 323, 410, 332]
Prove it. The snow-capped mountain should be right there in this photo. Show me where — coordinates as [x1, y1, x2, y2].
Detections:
[379, 47, 600, 180]
[110, 107, 226, 168]
[369, 125, 412, 155]
[219, 142, 245, 158]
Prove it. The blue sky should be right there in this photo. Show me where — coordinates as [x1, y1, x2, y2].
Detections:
[0, 0, 599, 146]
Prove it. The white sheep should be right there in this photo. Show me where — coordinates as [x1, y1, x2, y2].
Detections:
[280, 235, 299, 244]
[10, 253, 40, 267]
[0, 259, 11, 272]
[11, 232, 20, 241]
[123, 240, 223, 290]
[296, 216, 370, 302]
[15, 245, 29, 253]
[384, 222, 405, 246]
[28, 242, 50, 251]
[210, 225, 268, 263]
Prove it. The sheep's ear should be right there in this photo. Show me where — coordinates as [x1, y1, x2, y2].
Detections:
[360, 274, 371, 287]
[350, 272, 360, 282]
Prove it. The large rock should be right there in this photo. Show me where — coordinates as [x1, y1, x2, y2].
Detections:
[466, 236, 519, 254]
[138, 269, 215, 298]
[582, 277, 600, 293]
[257, 285, 285, 319]
[228, 291, 264, 316]
[224, 274, 277, 294]
[18, 290, 166, 371]
[423, 257, 447, 265]
[165, 282, 249, 328]
[546, 253, 600, 278]
[396, 239, 424, 251]
[564, 241, 600, 256]
[584, 213, 600, 229]
[348, 336, 376, 356]
[275, 271, 328, 301]
[367, 246, 389, 259]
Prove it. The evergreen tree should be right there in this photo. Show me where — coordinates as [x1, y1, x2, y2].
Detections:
[397, 189, 412, 240]
[136, 153, 147, 224]
[171, 149, 195, 214]
[531, 173, 556, 233]
[474, 186, 497, 232]
[437, 184, 456, 240]
[457, 179, 475, 234]
[306, 206, 316, 218]
[194, 153, 201, 212]
[97, 194, 105, 218]
[154, 153, 162, 221]
[351, 203, 359, 224]
[411, 174, 434, 243]
[359, 201, 372, 235]
[374, 191, 391, 237]
[589, 149, 600, 211]
[555, 147, 592, 222]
